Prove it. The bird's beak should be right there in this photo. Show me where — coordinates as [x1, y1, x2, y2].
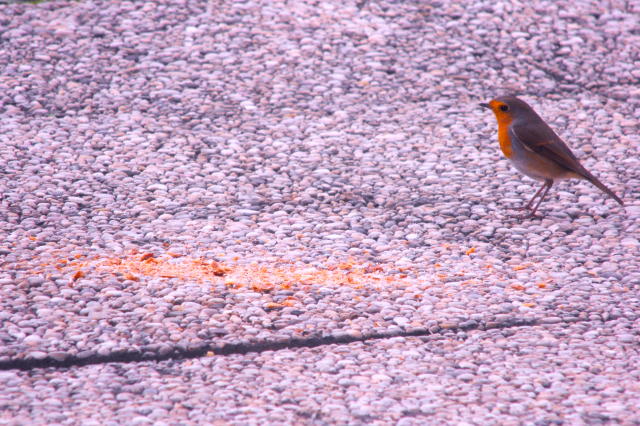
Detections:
[479, 103, 490, 109]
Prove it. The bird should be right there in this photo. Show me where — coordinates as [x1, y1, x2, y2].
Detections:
[480, 95, 623, 217]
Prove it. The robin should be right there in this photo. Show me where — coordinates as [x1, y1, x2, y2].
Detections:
[480, 95, 623, 217]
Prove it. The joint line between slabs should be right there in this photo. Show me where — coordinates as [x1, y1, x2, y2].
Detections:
[0, 315, 613, 371]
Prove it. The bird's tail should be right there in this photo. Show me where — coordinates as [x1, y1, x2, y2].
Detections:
[581, 170, 624, 206]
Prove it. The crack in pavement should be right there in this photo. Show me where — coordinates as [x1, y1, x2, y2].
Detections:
[0, 315, 600, 372]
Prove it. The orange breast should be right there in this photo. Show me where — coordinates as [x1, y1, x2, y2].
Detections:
[496, 117, 513, 158]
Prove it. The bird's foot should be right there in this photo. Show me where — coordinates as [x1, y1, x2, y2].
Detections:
[510, 206, 541, 219]
[513, 204, 533, 212]
[517, 210, 542, 220]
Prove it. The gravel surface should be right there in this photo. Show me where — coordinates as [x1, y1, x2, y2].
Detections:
[1, 0, 639, 423]
[2, 320, 639, 424]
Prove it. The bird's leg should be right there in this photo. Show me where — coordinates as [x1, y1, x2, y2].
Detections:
[521, 180, 550, 211]
[522, 179, 553, 218]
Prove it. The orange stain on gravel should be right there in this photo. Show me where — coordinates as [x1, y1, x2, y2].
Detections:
[28, 245, 556, 295]
[53, 250, 417, 292]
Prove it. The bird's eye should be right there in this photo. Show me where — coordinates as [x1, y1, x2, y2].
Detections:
[499, 104, 509, 112]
